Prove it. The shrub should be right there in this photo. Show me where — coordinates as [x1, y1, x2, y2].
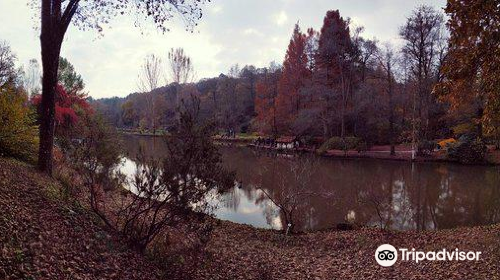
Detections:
[72, 98, 234, 253]
[437, 138, 456, 150]
[446, 134, 487, 164]
[0, 84, 38, 162]
[317, 136, 364, 154]
[417, 140, 437, 156]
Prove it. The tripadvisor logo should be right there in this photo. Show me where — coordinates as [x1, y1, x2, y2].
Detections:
[375, 244, 398, 267]
[375, 244, 482, 267]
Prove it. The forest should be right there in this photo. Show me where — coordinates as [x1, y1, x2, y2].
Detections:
[92, 4, 499, 163]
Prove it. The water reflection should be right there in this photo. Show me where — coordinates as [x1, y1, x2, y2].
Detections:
[121, 135, 500, 231]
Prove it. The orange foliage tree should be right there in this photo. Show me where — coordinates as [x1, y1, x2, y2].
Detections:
[276, 23, 311, 134]
[255, 66, 281, 135]
[438, 0, 500, 138]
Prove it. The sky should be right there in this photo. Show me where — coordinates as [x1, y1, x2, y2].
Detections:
[0, 0, 446, 99]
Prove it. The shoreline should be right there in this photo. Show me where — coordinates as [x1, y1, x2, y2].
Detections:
[121, 132, 500, 165]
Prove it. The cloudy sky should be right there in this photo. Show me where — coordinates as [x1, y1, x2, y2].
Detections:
[0, 0, 446, 99]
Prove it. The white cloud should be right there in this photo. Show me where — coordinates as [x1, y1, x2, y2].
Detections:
[210, 5, 223, 15]
[243, 28, 263, 36]
[274, 11, 288, 26]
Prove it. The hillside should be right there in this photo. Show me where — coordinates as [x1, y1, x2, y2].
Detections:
[0, 158, 162, 280]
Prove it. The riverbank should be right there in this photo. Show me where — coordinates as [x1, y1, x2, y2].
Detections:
[250, 143, 500, 165]
[1, 157, 499, 279]
[122, 132, 500, 165]
[0, 157, 163, 279]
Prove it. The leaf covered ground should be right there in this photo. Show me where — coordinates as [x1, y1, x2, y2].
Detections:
[0, 158, 163, 279]
[1, 157, 500, 279]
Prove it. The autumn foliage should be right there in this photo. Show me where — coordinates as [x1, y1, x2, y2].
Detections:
[86, 5, 500, 153]
[255, 69, 279, 135]
[438, 0, 500, 137]
[32, 84, 93, 138]
[276, 23, 311, 133]
[0, 83, 38, 162]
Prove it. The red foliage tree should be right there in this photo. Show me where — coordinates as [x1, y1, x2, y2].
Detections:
[276, 23, 311, 134]
[32, 84, 92, 137]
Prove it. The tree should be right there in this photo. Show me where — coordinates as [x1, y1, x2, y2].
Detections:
[276, 23, 310, 133]
[238, 66, 258, 116]
[32, 83, 93, 145]
[438, 0, 500, 138]
[121, 100, 136, 127]
[304, 28, 319, 72]
[23, 58, 42, 96]
[0, 40, 17, 87]
[227, 64, 240, 78]
[167, 47, 195, 84]
[167, 47, 195, 123]
[353, 30, 378, 83]
[255, 64, 281, 135]
[35, 0, 208, 175]
[0, 82, 39, 162]
[256, 158, 332, 234]
[315, 10, 355, 138]
[350, 27, 379, 140]
[376, 44, 398, 155]
[137, 54, 163, 134]
[216, 74, 240, 134]
[399, 5, 446, 141]
[58, 57, 84, 94]
[73, 98, 234, 252]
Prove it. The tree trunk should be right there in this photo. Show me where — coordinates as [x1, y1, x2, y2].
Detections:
[476, 107, 484, 138]
[340, 71, 346, 138]
[387, 61, 395, 156]
[38, 54, 58, 175]
[38, 0, 64, 175]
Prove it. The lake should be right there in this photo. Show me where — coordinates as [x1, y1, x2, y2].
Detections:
[120, 134, 500, 232]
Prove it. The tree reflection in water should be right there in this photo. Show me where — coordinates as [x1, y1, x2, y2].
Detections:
[121, 135, 500, 232]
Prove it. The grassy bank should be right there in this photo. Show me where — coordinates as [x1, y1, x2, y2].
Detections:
[1, 157, 499, 279]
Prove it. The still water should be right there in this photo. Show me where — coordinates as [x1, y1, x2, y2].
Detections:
[121, 135, 500, 232]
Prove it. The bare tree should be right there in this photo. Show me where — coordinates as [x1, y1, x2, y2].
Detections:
[227, 64, 240, 78]
[399, 5, 447, 141]
[34, 0, 208, 175]
[73, 98, 234, 253]
[167, 47, 195, 122]
[167, 47, 195, 84]
[256, 158, 333, 234]
[376, 43, 398, 155]
[137, 54, 163, 134]
[23, 58, 42, 96]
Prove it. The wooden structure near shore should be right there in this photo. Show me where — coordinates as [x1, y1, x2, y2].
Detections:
[251, 136, 301, 151]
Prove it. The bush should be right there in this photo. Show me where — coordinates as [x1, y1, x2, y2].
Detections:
[70, 113, 124, 192]
[72, 98, 234, 253]
[317, 136, 364, 154]
[417, 140, 437, 156]
[0, 84, 38, 162]
[437, 138, 456, 150]
[447, 134, 487, 164]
